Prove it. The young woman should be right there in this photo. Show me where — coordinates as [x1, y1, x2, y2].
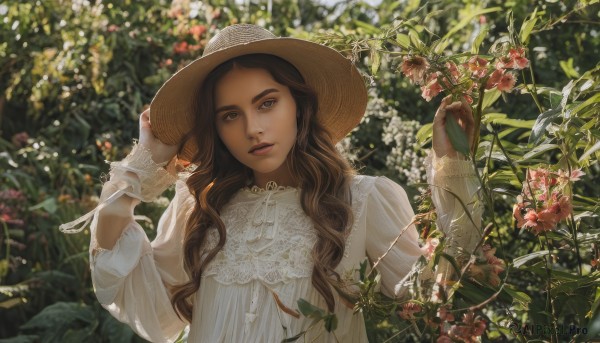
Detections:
[61, 24, 481, 342]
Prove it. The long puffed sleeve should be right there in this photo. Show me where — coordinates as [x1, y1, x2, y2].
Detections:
[365, 176, 423, 298]
[364, 151, 482, 299]
[424, 151, 483, 258]
[90, 180, 192, 342]
[60, 143, 191, 342]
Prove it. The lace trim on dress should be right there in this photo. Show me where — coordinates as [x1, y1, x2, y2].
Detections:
[202, 204, 317, 285]
[59, 143, 177, 234]
[424, 150, 476, 178]
[202, 177, 372, 285]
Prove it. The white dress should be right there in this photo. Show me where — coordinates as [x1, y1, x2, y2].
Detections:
[68, 144, 481, 343]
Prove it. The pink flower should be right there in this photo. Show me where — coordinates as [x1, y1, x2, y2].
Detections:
[513, 202, 527, 228]
[508, 47, 530, 69]
[485, 69, 504, 90]
[496, 72, 516, 92]
[495, 55, 514, 69]
[107, 24, 119, 33]
[557, 168, 585, 183]
[189, 24, 206, 39]
[448, 312, 487, 343]
[400, 56, 429, 84]
[444, 61, 460, 84]
[523, 209, 539, 228]
[496, 47, 529, 70]
[438, 306, 455, 323]
[537, 208, 559, 231]
[423, 237, 440, 260]
[468, 246, 505, 287]
[173, 41, 189, 54]
[466, 56, 489, 78]
[482, 245, 506, 276]
[421, 73, 444, 101]
[398, 302, 422, 320]
[548, 194, 572, 221]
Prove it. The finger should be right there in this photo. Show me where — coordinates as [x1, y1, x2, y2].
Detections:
[434, 95, 454, 122]
[459, 97, 472, 114]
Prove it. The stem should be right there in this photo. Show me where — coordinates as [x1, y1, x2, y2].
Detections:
[541, 233, 558, 343]
[492, 129, 524, 185]
[471, 85, 485, 158]
[568, 212, 583, 276]
[521, 68, 544, 114]
[411, 320, 422, 337]
[564, 156, 583, 276]
[483, 131, 496, 185]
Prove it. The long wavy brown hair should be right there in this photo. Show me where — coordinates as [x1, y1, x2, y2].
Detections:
[170, 54, 357, 322]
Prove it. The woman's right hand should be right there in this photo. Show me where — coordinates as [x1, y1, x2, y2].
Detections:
[139, 108, 179, 165]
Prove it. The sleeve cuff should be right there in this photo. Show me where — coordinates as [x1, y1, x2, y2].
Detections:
[108, 143, 178, 202]
[425, 149, 476, 180]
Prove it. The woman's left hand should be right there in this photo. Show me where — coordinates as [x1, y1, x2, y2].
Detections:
[432, 95, 475, 158]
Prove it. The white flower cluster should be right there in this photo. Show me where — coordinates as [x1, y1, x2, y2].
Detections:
[335, 136, 359, 163]
[382, 116, 427, 185]
[362, 90, 398, 123]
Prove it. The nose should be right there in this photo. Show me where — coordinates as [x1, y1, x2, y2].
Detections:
[245, 111, 264, 138]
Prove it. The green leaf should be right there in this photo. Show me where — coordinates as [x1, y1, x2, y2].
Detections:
[442, 7, 502, 40]
[28, 197, 58, 214]
[99, 312, 134, 343]
[529, 107, 560, 145]
[445, 115, 470, 156]
[369, 40, 382, 75]
[579, 140, 600, 162]
[491, 118, 536, 129]
[20, 302, 95, 331]
[519, 8, 538, 44]
[416, 123, 433, 145]
[455, 279, 497, 304]
[432, 38, 450, 54]
[297, 298, 324, 319]
[323, 313, 338, 332]
[481, 88, 502, 110]
[504, 285, 532, 308]
[395, 33, 410, 49]
[408, 30, 423, 50]
[570, 92, 600, 118]
[521, 143, 559, 161]
[471, 25, 489, 54]
[513, 250, 549, 268]
[353, 20, 380, 34]
[559, 58, 581, 78]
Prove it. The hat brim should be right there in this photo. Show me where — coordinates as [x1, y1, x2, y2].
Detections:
[150, 37, 368, 163]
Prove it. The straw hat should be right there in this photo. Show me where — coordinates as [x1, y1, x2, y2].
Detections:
[150, 24, 368, 162]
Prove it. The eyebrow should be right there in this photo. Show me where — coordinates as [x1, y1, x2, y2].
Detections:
[215, 88, 280, 114]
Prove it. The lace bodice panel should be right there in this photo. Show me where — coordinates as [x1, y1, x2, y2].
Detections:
[202, 176, 374, 286]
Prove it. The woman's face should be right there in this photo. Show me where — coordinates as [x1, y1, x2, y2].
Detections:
[214, 66, 298, 187]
